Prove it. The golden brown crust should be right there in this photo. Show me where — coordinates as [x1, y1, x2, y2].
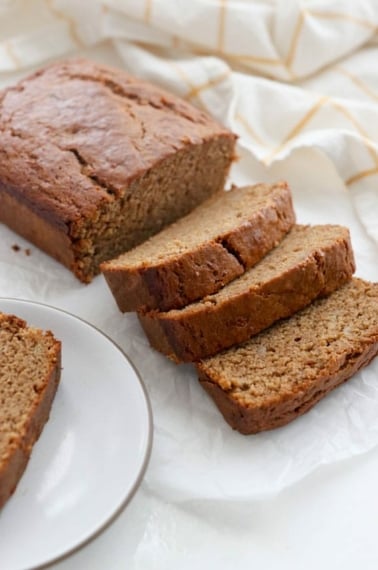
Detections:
[103, 242, 243, 313]
[0, 316, 61, 509]
[102, 182, 295, 312]
[139, 225, 356, 362]
[0, 58, 236, 282]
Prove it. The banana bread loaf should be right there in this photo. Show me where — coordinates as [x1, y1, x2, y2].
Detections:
[0, 58, 236, 282]
[197, 278, 378, 434]
[101, 181, 295, 312]
[138, 225, 355, 362]
[0, 312, 61, 509]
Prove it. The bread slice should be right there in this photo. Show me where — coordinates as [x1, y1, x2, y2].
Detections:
[101, 182, 295, 312]
[138, 225, 355, 362]
[197, 278, 378, 434]
[0, 313, 61, 509]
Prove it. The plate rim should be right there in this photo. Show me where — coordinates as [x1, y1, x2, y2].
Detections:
[0, 296, 154, 570]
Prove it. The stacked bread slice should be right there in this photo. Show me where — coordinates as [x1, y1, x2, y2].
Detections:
[102, 181, 295, 311]
[102, 182, 378, 434]
[137, 225, 355, 362]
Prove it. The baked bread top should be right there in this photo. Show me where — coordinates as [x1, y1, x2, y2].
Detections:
[0, 58, 233, 231]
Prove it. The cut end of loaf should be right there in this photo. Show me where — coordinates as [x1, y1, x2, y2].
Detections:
[72, 134, 237, 282]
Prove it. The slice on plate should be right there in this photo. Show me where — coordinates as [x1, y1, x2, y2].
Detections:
[0, 312, 61, 508]
[197, 278, 378, 434]
[102, 181, 295, 312]
[138, 225, 355, 362]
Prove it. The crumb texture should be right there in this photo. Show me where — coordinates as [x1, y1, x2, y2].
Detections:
[102, 181, 295, 311]
[0, 312, 61, 508]
[139, 224, 355, 361]
[197, 279, 378, 434]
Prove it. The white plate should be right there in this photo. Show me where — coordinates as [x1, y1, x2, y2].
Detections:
[0, 299, 153, 570]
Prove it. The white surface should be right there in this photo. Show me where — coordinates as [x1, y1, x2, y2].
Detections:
[0, 300, 152, 570]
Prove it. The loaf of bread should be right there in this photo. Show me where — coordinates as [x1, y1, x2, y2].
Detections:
[102, 181, 295, 312]
[197, 278, 378, 434]
[138, 225, 355, 362]
[0, 313, 61, 508]
[0, 58, 236, 282]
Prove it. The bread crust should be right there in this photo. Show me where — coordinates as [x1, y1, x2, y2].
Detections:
[102, 182, 295, 312]
[197, 280, 378, 434]
[103, 242, 243, 313]
[0, 316, 61, 509]
[1, 189, 75, 270]
[139, 226, 356, 362]
[0, 58, 236, 282]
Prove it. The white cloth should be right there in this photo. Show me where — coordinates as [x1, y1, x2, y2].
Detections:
[0, 1, 378, 568]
